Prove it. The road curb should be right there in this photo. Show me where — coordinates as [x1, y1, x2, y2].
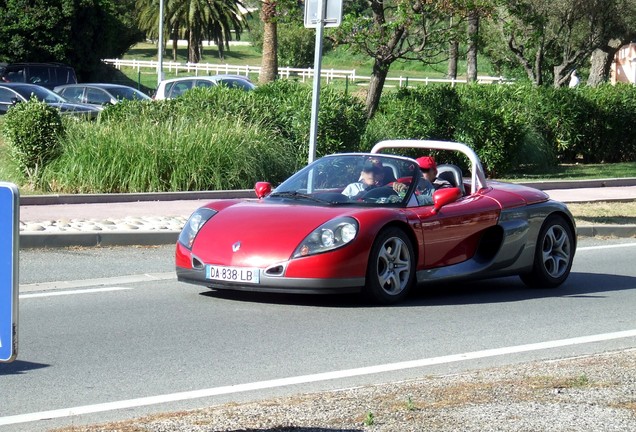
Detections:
[20, 190, 255, 206]
[576, 225, 636, 238]
[517, 178, 636, 190]
[19, 231, 179, 249]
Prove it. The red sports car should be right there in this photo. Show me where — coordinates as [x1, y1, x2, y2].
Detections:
[176, 140, 576, 304]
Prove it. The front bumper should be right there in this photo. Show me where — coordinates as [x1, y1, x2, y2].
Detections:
[176, 266, 364, 294]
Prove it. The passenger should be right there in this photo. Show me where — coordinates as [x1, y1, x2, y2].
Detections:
[416, 156, 452, 190]
[342, 160, 383, 198]
[391, 158, 437, 206]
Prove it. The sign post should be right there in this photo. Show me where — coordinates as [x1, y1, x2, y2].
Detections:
[0, 182, 19, 363]
[305, 0, 343, 164]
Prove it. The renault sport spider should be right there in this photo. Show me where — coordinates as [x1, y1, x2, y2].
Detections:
[175, 140, 576, 304]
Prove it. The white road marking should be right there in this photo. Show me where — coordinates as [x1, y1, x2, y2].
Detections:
[19, 272, 174, 293]
[1, 329, 635, 426]
[578, 242, 636, 251]
[19, 287, 132, 299]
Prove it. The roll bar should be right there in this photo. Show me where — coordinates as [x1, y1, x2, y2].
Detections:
[370, 140, 487, 195]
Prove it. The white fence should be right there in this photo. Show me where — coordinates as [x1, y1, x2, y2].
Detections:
[103, 58, 509, 87]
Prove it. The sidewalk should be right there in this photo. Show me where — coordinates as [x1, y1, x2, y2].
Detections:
[17, 180, 636, 248]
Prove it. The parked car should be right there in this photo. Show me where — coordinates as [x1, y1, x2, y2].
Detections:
[54, 83, 151, 106]
[175, 140, 577, 305]
[154, 74, 255, 100]
[0, 62, 77, 90]
[0, 83, 101, 118]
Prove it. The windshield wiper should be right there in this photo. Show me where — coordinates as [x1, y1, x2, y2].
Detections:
[268, 191, 330, 203]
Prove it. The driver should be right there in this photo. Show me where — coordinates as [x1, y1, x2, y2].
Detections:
[342, 160, 382, 198]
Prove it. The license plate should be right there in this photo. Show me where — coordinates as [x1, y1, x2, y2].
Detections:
[206, 265, 260, 284]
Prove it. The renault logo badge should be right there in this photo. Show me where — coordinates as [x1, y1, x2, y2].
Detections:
[232, 241, 241, 252]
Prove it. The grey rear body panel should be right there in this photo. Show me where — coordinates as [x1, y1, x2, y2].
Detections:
[416, 200, 576, 284]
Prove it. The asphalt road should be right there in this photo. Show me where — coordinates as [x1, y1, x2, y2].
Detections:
[1, 238, 636, 431]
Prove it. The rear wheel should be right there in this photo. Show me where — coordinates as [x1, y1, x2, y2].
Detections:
[520, 215, 574, 288]
[365, 227, 415, 304]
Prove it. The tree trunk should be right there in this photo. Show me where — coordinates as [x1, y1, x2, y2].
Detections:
[188, 31, 201, 63]
[259, 1, 278, 84]
[466, 11, 479, 82]
[588, 38, 623, 86]
[553, 64, 567, 87]
[534, 44, 543, 86]
[448, 40, 458, 79]
[172, 24, 179, 61]
[366, 60, 390, 119]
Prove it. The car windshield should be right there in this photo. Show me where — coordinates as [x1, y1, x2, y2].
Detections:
[16, 85, 65, 103]
[267, 154, 421, 206]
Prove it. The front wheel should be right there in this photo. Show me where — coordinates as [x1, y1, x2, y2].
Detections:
[520, 214, 575, 288]
[365, 227, 415, 304]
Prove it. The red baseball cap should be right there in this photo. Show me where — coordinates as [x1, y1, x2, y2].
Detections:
[416, 156, 436, 170]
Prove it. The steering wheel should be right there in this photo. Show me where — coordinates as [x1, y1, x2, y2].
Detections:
[359, 186, 399, 203]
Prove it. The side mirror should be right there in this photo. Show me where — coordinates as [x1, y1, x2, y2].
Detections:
[254, 181, 272, 199]
[432, 187, 462, 213]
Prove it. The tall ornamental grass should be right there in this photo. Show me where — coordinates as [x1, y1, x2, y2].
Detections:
[41, 116, 296, 193]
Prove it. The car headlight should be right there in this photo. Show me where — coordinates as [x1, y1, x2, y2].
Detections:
[293, 217, 358, 258]
[178, 208, 217, 249]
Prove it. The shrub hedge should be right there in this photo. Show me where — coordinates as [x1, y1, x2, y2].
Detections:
[3, 81, 635, 193]
[366, 83, 636, 176]
[36, 81, 366, 192]
[2, 97, 64, 187]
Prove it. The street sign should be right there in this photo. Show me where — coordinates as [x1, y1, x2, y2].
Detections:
[304, 0, 343, 28]
[305, 0, 343, 163]
[0, 182, 19, 363]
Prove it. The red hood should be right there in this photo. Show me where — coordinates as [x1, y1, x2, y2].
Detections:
[191, 201, 361, 267]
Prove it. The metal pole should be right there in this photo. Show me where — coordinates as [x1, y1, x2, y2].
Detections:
[308, 0, 327, 164]
[157, 0, 164, 87]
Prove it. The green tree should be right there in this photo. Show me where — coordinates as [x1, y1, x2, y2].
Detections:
[483, 0, 627, 87]
[0, 0, 141, 79]
[251, 1, 327, 69]
[586, 0, 636, 86]
[335, 0, 468, 118]
[259, 0, 279, 83]
[136, 0, 249, 64]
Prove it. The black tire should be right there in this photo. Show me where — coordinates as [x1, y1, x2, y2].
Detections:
[364, 227, 415, 304]
[520, 214, 575, 288]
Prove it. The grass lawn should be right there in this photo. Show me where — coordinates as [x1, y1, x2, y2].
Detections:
[501, 162, 636, 181]
[567, 201, 636, 226]
[115, 41, 490, 93]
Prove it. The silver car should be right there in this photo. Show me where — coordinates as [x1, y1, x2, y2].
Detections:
[0, 83, 101, 118]
[54, 83, 151, 106]
[153, 74, 255, 100]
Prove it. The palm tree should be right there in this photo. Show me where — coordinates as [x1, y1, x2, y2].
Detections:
[136, 0, 249, 63]
[259, 0, 278, 83]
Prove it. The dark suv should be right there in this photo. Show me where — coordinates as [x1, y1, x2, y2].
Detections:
[0, 62, 77, 90]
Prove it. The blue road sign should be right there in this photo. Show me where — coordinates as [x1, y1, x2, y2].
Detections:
[0, 182, 19, 363]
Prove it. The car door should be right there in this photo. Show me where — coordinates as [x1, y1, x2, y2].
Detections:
[85, 88, 113, 105]
[2, 66, 26, 83]
[0, 87, 22, 114]
[194, 79, 215, 89]
[168, 80, 194, 98]
[58, 86, 86, 103]
[415, 190, 501, 268]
